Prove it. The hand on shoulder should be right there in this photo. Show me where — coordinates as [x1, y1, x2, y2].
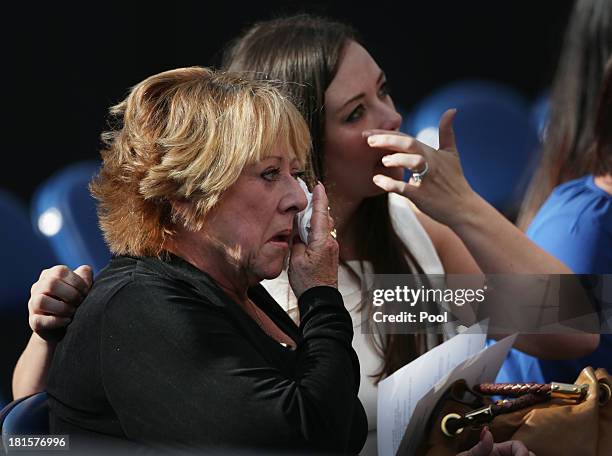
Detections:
[28, 264, 92, 343]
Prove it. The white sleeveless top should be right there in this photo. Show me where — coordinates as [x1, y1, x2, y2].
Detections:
[261, 193, 445, 455]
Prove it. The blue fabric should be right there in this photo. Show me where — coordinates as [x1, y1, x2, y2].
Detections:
[528, 175, 612, 382]
[488, 341, 545, 384]
[526, 175, 612, 274]
[492, 175, 611, 384]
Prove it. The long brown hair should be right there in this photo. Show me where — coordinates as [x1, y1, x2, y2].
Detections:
[593, 56, 612, 175]
[518, 0, 612, 229]
[222, 14, 427, 381]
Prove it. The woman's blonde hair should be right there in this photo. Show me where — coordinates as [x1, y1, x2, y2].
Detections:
[91, 66, 311, 256]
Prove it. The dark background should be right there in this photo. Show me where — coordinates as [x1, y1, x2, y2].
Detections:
[1, 1, 575, 403]
[3, 0, 574, 204]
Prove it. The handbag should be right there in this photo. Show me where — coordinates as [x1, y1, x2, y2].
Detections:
[417, 367, 612, 456]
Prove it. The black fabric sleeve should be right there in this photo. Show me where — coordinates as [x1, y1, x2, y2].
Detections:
[99, 280, 363, 452]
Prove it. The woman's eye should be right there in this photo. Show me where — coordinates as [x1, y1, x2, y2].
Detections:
[292, 170, 306, 180]
[346, 105, 364, 123]
[261, 168, 280, 181]
[378, 82, 391, 98]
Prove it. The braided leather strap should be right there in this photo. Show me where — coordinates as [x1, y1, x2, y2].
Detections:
[441, 381, 591, 437]
[475, 382, 551, 396]
[441, 384, 553, 436]
[441, 393, 551, 436]
[491, 393, 549, 413]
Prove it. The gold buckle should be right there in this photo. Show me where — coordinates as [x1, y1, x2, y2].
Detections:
[550, 382, 588, 401]
[464, 405, 494, 423]
[598, 381, 611, 405]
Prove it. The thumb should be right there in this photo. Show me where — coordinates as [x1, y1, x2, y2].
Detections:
[74, 264, 93, 289]
[463, 427, 494, 456]
[308, 183, 330, 244]
[438, 108, 458, 152]
[290, 238, 307, 262]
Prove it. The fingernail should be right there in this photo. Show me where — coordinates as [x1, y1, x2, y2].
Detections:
[367, 136, 378, 146]
[381, 155, 391, 165]
[480, 426, 488, 441]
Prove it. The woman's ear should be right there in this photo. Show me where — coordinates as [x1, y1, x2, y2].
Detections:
[169, 198, 203, 231]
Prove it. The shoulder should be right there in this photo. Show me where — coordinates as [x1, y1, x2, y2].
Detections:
[529, 176, 612, 240]
[528, 177, 612, 273]
[101, 255, 227, 331]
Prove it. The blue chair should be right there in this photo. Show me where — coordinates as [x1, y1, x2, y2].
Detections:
[405, 80, 539, 211]
[0, 190, 57, 411]
[0, 392, 49, 439]
[0, 190, 57, 307]
[32, 161, 110, 275]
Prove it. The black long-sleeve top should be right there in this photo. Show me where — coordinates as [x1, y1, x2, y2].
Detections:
[46, 254, 367, 454]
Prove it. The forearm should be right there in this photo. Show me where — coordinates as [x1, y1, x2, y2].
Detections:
[450, 193, 571, 274]
[12, 333, 56, 399]
[446, 195, 600, 358]
[494, 333, 600, 359]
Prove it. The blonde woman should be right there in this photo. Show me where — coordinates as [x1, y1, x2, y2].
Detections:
[40, 67, 366, 452]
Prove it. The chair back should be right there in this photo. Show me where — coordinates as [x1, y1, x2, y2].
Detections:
[32, 161, 110, 274]
[0, 190, 57, 404]
[406, 80, 539, 211]
[0, 392, 49, 450]
[0, 189, 57, 307]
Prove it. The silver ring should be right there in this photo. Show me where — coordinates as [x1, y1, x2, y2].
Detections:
[411, 162, 429, 184]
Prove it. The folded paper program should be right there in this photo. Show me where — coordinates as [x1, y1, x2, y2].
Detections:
[377, 321, 516, 456]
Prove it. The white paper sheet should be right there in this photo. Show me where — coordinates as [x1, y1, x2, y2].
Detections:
[377, 323, 516, 456]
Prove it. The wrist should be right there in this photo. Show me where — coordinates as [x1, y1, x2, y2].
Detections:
[446, 191, 487, 231]
[297, 285, 343, 310]
[310, 271, 339, 292]
[31, 331, 57, 349]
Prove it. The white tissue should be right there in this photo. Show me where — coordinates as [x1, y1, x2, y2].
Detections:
[296, 178, 313, 244]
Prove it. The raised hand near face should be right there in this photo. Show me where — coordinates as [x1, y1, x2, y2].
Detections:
[368, 109, 483, 228]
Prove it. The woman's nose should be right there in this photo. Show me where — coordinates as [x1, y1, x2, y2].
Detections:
[280, 177, 308, 214]
[379, 105, 402, 131]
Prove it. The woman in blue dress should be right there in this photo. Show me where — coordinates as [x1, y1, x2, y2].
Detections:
[517, 0, 611, 383]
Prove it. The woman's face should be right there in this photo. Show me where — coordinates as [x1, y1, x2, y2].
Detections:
[323, 41, 403, 201]
[199, 143, 307, 285]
